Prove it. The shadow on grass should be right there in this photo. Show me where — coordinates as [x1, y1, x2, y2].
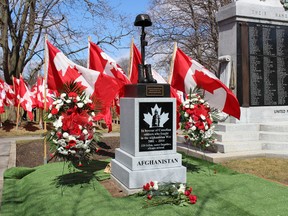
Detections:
[23, 122, 39, 132]
[53, 160, 109, 188]
[97, 141, 111, 149]
[97, 149, 115, 158]
[1, 120, 15, 132]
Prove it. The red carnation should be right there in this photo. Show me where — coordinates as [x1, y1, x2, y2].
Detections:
[65, 140, 76, 149]
[150, 181, 154, 187]
[189, 194, 197, 204]
[56, 132, 62, 138]
[147, 194, 152, 200]
[184, 190, 191, 196]
[51, 108, 59, 115]
[68, 92, 78, 98]
[70, 126, 81, 136]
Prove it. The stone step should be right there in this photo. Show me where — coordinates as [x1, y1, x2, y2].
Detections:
[259, 131, 288, 142]
[213, 141, 262, 153]
[262, 142, 288, 151]
[260, 123, 288, 132]
[177, 144, 288, 163]
[215, 131, 259, 142]
[215, 123, 259, 132]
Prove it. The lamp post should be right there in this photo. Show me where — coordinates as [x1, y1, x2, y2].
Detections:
[134, 14, 157, 83]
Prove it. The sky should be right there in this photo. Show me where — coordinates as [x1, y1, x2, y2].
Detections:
[103, 0, 150, 60]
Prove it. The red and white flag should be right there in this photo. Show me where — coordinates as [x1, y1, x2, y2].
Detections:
[88, 41, 130, 131]
[46, 40, 120, 124]
[170, 48, 240, 119]
[0, 79, 6, 113]
[88, 41, 130, 89]
[13, 77, 36, 120]
[2, 80, 15, 106]
[129, 43, 142, 84]
[31, 76, 54, 110]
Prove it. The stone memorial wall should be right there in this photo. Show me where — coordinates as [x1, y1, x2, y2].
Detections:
[237, 22, 288, 106]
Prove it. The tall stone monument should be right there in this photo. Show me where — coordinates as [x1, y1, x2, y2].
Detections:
[111, 14, 186, 194]
[217, 0, 288, 123]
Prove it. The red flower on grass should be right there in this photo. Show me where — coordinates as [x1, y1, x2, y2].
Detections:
[189, 194, 197, 204]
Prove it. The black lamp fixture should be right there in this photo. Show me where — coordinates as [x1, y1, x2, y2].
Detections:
[134, 14, 156, 83]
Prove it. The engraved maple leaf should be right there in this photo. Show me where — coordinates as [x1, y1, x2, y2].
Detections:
[143, 104, 169, 128]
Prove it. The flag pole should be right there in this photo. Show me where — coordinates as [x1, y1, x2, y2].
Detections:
[37, 73, 43, 129]
[87, 36, 91, 68]
[43, 34, 48, 164]
[168, 42, 177, 84]
[13, 76, 21, 130]
[128, 37, 134, 80]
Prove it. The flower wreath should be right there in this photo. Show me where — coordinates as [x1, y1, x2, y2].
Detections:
[179, 89, 226, 149]
[46, 82, 101, 167]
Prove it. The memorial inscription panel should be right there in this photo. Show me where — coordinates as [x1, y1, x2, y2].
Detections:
[239, 22, 288, 106]
[139, 102, 173, 152]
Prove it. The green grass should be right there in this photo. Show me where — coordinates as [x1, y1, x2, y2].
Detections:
[1, 155, 288, 216]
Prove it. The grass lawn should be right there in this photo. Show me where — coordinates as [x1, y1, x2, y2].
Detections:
[1, 154, 287, 216]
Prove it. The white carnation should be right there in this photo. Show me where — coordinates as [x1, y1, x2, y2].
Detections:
[62, 132, 69, 138]
[153, 181, 158, 190]
[60, 93, 66, 99]
[68, 135, 76, 141]
[85, 149, 91, 153]
[77, 102, 84, 108]
[200, 114, 206, 120]
[178, 184, 186, 194]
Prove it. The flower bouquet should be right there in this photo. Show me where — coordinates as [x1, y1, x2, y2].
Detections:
[46, 82, 101, 167]
[138, 181, 197, 207]
[179, 88, 226, 149]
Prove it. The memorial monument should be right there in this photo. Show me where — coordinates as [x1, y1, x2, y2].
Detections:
[217, 0, 288, 123]
[111, 14, 186, 194]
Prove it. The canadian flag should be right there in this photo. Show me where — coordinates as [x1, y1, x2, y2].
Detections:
[88, 41, 130, 131]
[13, 77, 36, 120]
[129, 43, 142, 84]
[88, 41, 131, 90]
[0, 79, 6, 113]
[170, 48, 240, 119]
[2, 80, 15, 106]
[46, 41, 120, 122]
[31, 76, 54, 110]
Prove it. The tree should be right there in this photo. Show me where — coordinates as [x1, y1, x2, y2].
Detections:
[147, 0, 231, 75]
[0, 0, 132, 85]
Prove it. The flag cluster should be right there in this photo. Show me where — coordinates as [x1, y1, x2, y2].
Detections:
[0, 39, 240, 127]
[0, 76, 54, 120]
